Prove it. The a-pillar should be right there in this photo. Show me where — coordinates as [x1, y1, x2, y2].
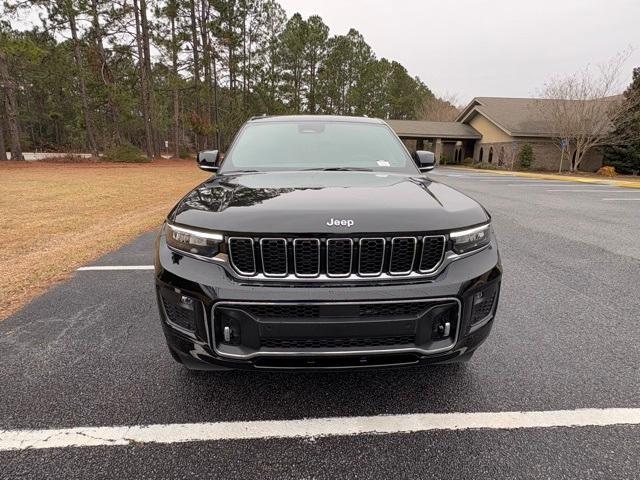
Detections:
[434, 138, 443, 164]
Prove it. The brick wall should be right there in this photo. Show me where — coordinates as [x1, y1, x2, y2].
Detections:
[474, 139, 603, 171]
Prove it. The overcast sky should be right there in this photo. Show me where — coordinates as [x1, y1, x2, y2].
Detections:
[278, 0, 640, 105]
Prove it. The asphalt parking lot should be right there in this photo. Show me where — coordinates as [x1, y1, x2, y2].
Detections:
[1, 167, 639, 479]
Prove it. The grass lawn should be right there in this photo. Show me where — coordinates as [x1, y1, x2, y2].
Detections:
[0, 159, 210, 320]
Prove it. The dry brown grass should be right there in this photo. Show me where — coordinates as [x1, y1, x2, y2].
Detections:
[0, 159, 210, 320]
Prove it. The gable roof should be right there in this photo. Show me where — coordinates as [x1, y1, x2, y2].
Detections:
[456, 96, 621, 138]
[385, 119, 481, 140]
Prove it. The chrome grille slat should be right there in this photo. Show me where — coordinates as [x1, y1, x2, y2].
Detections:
[419, 235, 446, 273]
[358, 238, 385, 276]
[326, 238, 353, 277]
[228, 237, 256, 275]
[260, 238, 288, 277]
[226, 234, 446, 279]
[293, 238, 321, 277]
[389, 237, 417, 275]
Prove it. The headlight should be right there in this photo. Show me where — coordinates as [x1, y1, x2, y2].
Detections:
[166, 222, 223, 257]
[450, 223, 491, 254]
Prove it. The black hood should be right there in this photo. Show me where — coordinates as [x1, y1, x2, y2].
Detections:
[169, 171, 489, 234]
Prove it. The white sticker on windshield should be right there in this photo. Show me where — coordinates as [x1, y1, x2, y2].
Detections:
[377, 160, 391, 167]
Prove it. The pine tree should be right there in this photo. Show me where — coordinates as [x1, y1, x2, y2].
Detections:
[518, 143, 534, 169]
[604, 67, 640, 174]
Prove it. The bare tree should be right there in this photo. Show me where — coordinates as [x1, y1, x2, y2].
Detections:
[417, 93, 461, 122]
[0, 49, 23, 160]
[536, 53, 630, 172]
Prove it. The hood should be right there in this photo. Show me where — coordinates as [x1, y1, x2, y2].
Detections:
[169, 171, 489, 234]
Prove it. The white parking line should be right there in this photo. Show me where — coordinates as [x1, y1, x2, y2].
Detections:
[506, 183, 591, 187]
[1, 408, 638, 452]
[476, 179, 556, 182]
[601, 197, 640, 201]
[77, 265, 154, 271]
[545, 189, 622, 192]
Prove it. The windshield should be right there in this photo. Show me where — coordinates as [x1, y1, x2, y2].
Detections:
[219, 120, 419, 174]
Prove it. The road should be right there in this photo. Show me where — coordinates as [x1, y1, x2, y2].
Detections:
[1, 167, 639, 479]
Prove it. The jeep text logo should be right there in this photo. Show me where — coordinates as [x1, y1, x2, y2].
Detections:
[326, 218, 354, 227]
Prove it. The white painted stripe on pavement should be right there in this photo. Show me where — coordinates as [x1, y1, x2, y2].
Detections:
[1, 408, 639, 452]
[601, 197, 640, 201]
[545, 189, 621, 192]
[77, 265, 154, 271]
[506, 183, 600, 187]
[476, 179, 560, 182]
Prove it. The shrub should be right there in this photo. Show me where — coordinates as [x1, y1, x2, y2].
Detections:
[473, 162, 498, 170]
[462, 157, 474, 165]
[178, 148, 191, 159]
[518, 143, 534, 169]
[596, 166, 617, 177]
[103, 143, 150, 163]
[440, 154, 449, 165]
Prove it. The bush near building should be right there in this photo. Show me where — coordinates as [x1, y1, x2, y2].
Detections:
[518, 143, 534, 169]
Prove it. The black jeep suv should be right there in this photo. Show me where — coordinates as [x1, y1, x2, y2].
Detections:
[155, 115, 502, 370]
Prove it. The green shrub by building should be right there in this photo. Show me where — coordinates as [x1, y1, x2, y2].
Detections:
[518, 143, 534, 169]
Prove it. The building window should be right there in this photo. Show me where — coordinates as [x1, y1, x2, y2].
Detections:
[488, 147, 494, 164]
[498, 147, 505, 166]
[479, 147, 484, 163]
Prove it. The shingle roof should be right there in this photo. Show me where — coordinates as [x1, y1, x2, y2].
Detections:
[456, 96, 621, 137]
[385, 120, 481, 139]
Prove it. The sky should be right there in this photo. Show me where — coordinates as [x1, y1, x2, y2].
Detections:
[277, 0, 640, 105]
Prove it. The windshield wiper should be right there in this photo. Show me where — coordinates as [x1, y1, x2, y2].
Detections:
[302, 167, 374, 172]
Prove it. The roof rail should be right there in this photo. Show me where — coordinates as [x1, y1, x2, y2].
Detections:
[249, 113, 269, 121]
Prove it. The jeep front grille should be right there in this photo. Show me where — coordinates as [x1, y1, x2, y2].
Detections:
[227, 235, 446, 279]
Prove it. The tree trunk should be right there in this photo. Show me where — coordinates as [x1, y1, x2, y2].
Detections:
[69, 12, 99, 158]
[90, 0, 121, 144]
[139, 0, 158, 157]
[0, 108, 7, 161]
[199, 0, 212, 148]
[133, 0, 153, 159]
[212, 48, 220, 149]
[0, 50, 24, 161]
[189, 0, 201, 151]
[170, 14, 180, 159]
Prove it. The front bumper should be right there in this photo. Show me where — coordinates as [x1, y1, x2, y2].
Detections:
[155, 232, 502, 371]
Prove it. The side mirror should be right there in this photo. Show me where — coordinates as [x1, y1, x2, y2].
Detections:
[197, 150, 219, 172]
[414, 150, 436, 172]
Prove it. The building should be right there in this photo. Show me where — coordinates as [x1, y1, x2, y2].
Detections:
[388, 96, 612, 171]
[385, 120, 480, 166]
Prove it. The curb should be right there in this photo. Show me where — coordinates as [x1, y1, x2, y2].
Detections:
[444, 166, 640, 189]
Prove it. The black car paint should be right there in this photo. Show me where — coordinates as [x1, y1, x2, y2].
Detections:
[169, 171, 489, 234]
[155, 115, 502, 371]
